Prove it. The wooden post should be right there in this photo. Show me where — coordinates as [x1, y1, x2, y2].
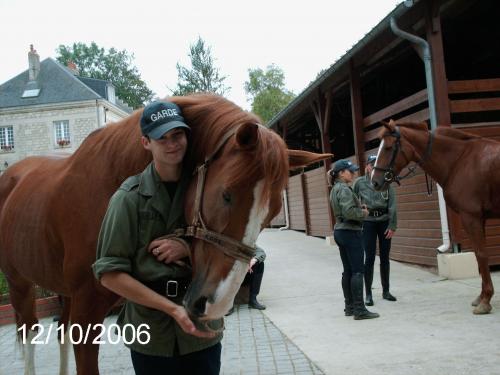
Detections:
[311, 91, 334, 232]
[425, 0, 451, 127]
[424, 0, 461, 244]
[349, 59, 366, 172]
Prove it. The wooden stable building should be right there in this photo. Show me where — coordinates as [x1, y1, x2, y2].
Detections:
[269, 0, 500, 267]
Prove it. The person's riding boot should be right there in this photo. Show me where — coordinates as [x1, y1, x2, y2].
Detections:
[249, 267, 266, 310]
[381, 263, 397, 301]
[364, 265, 374, 306]
[351, 273, 380, 320]
[341, 272, 353, 316]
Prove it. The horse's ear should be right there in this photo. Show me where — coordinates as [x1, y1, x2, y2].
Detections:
[381, 119, 396, 131]
[288, 149, 333, 170]
[236, 123, 259, 150]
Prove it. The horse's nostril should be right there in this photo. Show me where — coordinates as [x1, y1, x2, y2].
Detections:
[192, 296, 208, 317]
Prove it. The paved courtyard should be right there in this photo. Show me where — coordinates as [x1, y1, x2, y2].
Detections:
[1, 228, 500, 374]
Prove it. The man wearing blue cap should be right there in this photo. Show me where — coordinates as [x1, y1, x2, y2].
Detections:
[354, 155, 398, 306]
[329, 159, 379, 320]
[93, 101, 222, 374]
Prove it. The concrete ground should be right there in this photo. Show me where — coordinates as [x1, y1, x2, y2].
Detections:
[257, 229, 500, 375]
[1, 228, 499, 374]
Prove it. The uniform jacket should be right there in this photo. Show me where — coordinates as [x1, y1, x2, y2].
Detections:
[329, 179, 365, 231]
[353, 174, 397, 231]
[92, 162, 222, 357]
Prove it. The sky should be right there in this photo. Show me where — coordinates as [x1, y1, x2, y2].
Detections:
[0, 0, 400, 110]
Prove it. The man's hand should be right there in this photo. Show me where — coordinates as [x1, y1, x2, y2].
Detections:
[247, 258, 258, 273]
[361, 204, 369, 217]
[385, 229, 395, 239]
[170, 305, 216, 339]
[148, 238, 190, 264]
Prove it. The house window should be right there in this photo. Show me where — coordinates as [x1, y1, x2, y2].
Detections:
[0, 126, 14, 152]
[54, 120, 71, 147]
[107, 85, 116, 104]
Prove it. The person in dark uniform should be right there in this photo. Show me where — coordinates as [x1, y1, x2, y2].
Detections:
[354, 155, 397, 306]
[92, 101, 222, 375]
[226, 245, 267, 315]
[329, 159, 379, 320]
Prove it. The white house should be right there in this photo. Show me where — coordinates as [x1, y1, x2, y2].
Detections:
[0, 45, 133, 171]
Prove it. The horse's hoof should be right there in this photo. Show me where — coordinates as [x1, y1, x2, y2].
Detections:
[473, 303, 492, 314]
[471, 295, 481, 307]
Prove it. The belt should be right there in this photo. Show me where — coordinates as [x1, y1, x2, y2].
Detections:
[369, 208, 388, 217]
[144, 278, 190, 299]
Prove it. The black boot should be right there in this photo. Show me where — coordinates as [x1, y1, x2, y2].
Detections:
[352, 273, 379, 320]
[364, 265, 374, 306]
[341, 272, 353, 316]
[249, 297, 266, 310]
[381, 262, 397, 301]
[249, 263, 266, 310]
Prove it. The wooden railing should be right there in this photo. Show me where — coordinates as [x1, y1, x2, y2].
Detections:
[362, 78, 500, 143]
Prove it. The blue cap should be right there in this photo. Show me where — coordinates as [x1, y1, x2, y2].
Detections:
[140, 101, 190, 140]
[367, 155, 377, 165]
[333, 159, 359, 173]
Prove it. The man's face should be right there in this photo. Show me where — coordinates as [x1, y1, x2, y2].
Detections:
[142, 128, 188, 167]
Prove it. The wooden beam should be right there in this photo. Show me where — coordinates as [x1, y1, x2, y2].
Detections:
[448, 78, 500, 94]
[349, 59, 365, 172]
[363, 89, 428, 128]
[450, 98, 500, 113]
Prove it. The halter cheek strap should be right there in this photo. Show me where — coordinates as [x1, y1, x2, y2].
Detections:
[374, 126, 434, 185]
[171, 126, 257, 264]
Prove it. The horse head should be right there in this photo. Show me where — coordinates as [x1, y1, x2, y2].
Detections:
[370, 120, 426, 191]
[172, 95, 331, 327]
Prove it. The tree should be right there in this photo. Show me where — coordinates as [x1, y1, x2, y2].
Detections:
[56, 42, 154, 109]
[171, 37, 229, 96]
[244, 64, 296, 124]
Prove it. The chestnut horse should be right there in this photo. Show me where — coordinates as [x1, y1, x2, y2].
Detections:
[371, 120, 500, 315]
[0, 93, 330, 374]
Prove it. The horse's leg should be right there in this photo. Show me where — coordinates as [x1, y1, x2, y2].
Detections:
[7, 274, 38, 375]
[70, 284, 118, 375]
[58, 296, 71, 375]
[461, 213, 493, 314]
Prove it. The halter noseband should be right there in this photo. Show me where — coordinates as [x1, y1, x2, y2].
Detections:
[176, 126, 256, 263]
[374, 125, 434, 185]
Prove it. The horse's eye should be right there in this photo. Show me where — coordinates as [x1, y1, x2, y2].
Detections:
[222, 190, 232, 204]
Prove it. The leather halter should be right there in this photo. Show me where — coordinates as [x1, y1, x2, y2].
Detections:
[374, 126, 434, 185]
[176, 126, 256, 263]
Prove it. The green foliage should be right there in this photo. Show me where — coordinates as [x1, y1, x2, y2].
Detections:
[244, 64, 296, 124]
[171, 37, 229, 96]
[56, 42, 154, 109]
[0, 272, 7, 296]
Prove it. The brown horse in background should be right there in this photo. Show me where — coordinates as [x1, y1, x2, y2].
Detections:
[0, 93, 331, 374]
[371, 120, 500, 315]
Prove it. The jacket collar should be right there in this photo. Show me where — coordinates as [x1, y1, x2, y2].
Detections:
[137, 163, 189, 228]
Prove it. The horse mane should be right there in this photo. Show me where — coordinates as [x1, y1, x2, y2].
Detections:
[377, 120, 480, 141]
[69, 93, 288, 205]
[171, 94, 289, 205]
[68, 109, 151, 183]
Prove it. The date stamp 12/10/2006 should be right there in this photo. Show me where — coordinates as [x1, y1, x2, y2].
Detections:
[18, 323, 151, 345]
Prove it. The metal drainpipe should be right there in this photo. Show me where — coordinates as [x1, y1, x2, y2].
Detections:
[390, 17, 451, 253]
[279, 189, 290, 231]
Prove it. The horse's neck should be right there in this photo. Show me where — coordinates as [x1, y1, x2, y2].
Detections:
[407, 128, 464, 187]
[69, 128, 152, 191]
